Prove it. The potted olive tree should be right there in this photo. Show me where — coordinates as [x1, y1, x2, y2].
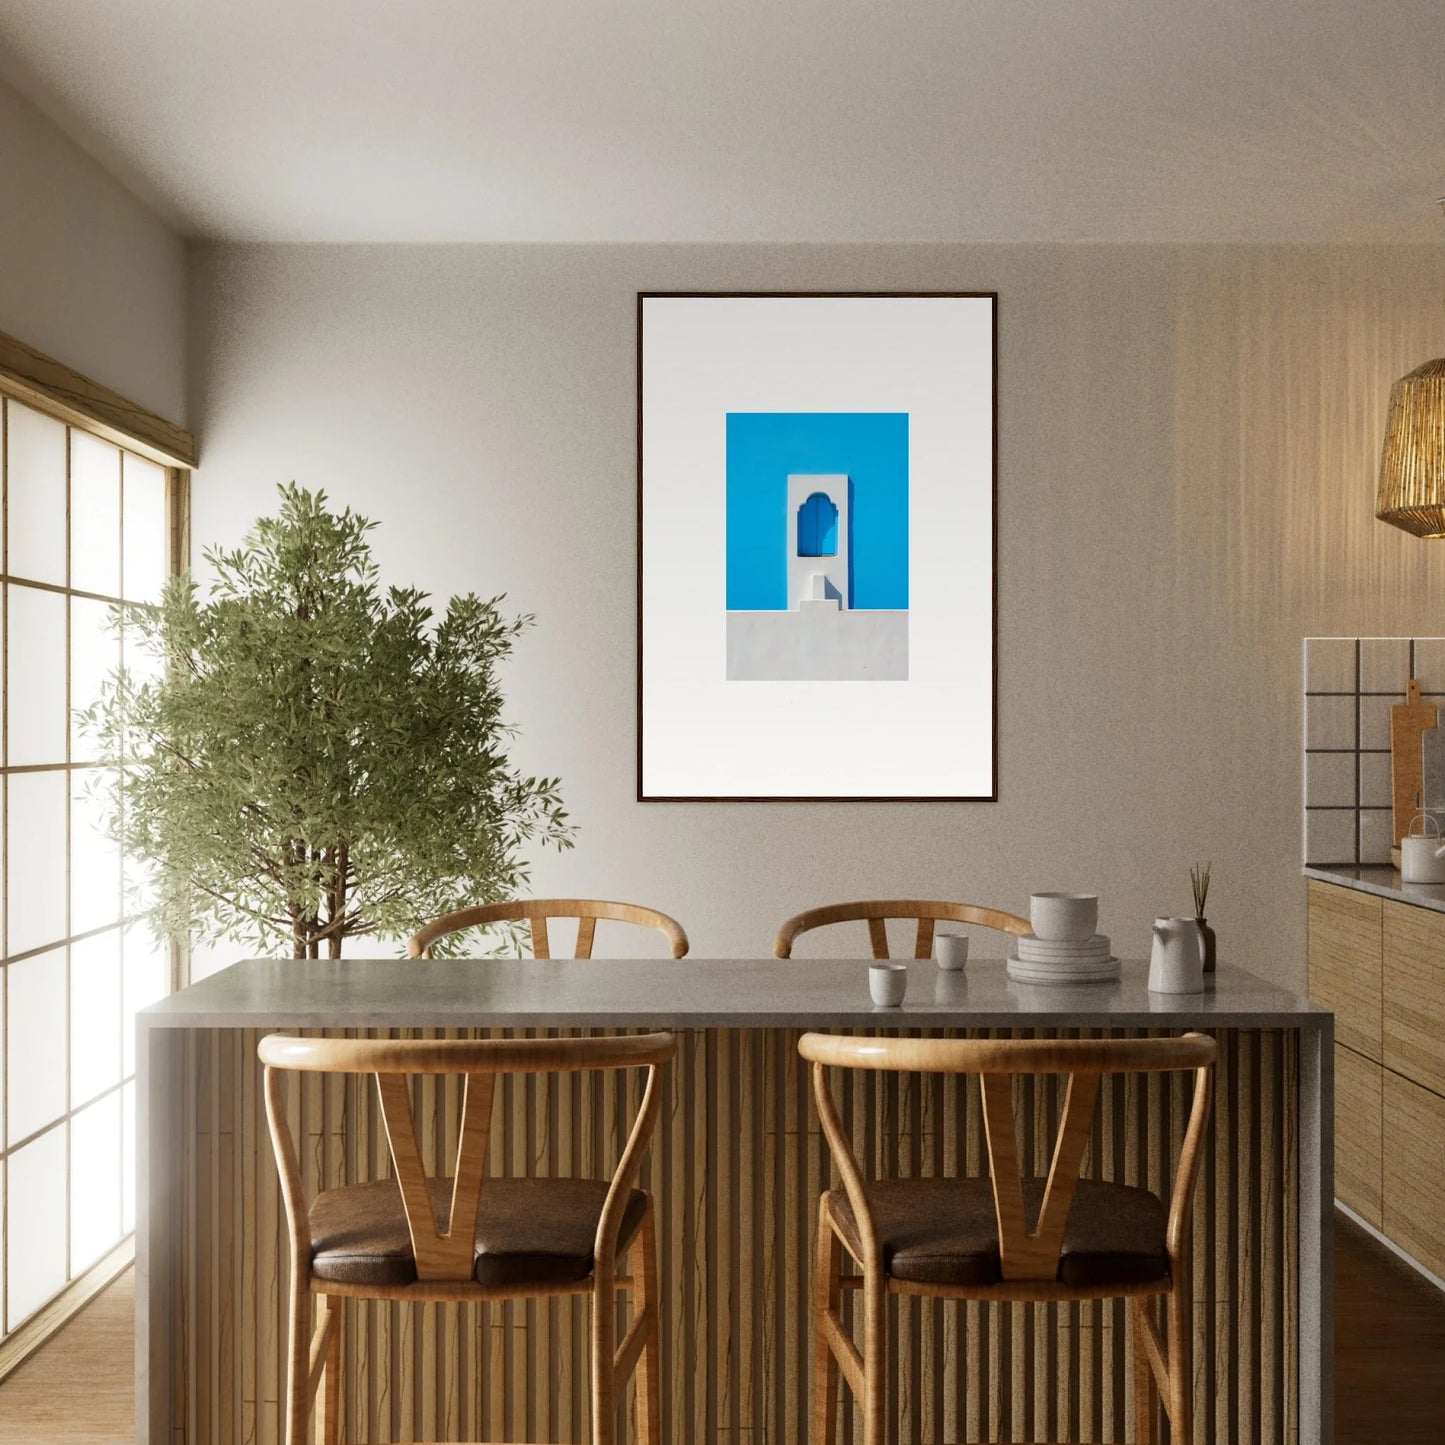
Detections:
[82, 484, 573, 959]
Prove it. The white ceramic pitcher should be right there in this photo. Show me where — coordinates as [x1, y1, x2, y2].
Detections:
[1148, 916, 1205, 994]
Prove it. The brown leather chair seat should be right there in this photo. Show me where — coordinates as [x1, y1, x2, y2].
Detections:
[309, 1176, 648, 1289]
[827, 1176, 1169, 1289]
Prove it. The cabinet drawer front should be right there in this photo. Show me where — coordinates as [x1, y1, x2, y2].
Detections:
[1383, 1071, 1445, 1281]
[1308, 881, 1382, 1061]
[1384, 899, 1445, 1097]
[1335, 1044, 1383, 1227]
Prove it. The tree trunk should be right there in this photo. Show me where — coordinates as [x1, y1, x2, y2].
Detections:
[288, 838, 309, 958]
[325, 842, 347, 959]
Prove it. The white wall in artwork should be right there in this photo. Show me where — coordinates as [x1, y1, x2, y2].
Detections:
[786, 475, 849, 609]
[726, 606, 909, 682]
[186, 242, 1445, 987]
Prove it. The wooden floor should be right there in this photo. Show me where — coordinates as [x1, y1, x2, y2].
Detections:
[0, 1269, 134, 1442]
[0, 1214, 1440, 1442]
[1333, 1211, 1445, 1445]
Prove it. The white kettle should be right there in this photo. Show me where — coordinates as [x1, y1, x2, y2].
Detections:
[1401, 814, 1445, 884]
[1148, 917, 1205, 994]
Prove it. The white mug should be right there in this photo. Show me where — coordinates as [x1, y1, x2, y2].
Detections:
[869, 962, 908, 1007]
[1148, 916, 1205, 994]
[934, 933, 969, 970]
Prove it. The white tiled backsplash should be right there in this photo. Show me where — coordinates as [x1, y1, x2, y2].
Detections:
[1303, 638, 1445, 866]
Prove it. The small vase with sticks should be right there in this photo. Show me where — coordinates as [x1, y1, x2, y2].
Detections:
[1191, 861, 1216, 974]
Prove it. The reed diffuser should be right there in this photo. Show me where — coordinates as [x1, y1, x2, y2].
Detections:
[1191, 861, 1216, 973]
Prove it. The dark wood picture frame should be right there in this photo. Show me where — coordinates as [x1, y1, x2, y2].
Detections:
[636, 290, 998, 802]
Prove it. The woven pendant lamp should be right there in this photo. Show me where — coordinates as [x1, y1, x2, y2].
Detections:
[1377, 358, 1445, 537]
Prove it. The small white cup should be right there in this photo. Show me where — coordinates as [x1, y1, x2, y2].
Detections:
[868, 962, 908, 1007]
[1030, 891, 1099, 942]
[934, 933, 969, 971]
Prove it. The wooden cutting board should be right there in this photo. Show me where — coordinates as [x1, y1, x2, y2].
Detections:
[1392, 678, 1439, 848]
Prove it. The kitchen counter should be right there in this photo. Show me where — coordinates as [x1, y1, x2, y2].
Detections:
[1305, 862, 1445, 915]
[137, 956, 1334, 1444]
[143, 955, 1327, 1031]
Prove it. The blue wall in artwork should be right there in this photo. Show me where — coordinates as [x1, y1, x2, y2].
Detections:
[725, 412, 909, 611]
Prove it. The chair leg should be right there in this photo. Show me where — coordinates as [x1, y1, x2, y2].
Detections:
[633, 1203, 663, 1445]
[1165, 1273, 1193, 1441]
[811, 1203, 842, 1445]
[861, 1268, 888, 1445]
[1130, 1297, 1157, 1445]
[318, 1296, 341, 1445]
[284, 1277, 312, 1445]
[592, 1266, 618, 1445]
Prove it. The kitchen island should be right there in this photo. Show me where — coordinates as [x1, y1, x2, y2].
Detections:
[136, 958, 1332, 1444]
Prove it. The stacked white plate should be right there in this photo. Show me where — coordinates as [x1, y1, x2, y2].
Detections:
[1007, 932, 1119, 984]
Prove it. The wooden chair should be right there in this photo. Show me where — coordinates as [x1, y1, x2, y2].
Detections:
[408, 898, 689, 960]
[798, 1031, 1216, 1445]
[258, 1030, 676, 1445]
[774, 898, 1030, 961]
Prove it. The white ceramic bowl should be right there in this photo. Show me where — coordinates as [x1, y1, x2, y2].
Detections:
[1029, 892, 1099, 942]
[868, 961, 909, 1007]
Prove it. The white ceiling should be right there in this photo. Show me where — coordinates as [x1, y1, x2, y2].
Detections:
[1, 0, 1443, 244]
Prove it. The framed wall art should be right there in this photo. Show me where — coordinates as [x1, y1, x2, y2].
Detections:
[637, 291, 997, 801]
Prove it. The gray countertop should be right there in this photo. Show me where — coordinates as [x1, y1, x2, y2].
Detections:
[1305, 863, 1445, 915]
[140, 957, 1328, 1031]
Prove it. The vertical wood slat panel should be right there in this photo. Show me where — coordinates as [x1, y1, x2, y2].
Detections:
[172, 1026, 1298, 1444]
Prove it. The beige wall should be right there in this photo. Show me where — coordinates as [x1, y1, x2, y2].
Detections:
[186, 243, 1445, 984]
[0, 77, 186, 423]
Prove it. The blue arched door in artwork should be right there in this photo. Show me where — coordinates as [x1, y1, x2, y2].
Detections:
[796, 492, 838, 556]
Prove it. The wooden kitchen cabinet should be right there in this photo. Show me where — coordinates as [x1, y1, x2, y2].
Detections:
[1383, 1070, 1445, 1281]
[1384, 898, 1445, 1098]
[1311, 877, 1445, 1282]
[1335, 1042, 1384, 1228]
[1308, 880, 1382, 1060]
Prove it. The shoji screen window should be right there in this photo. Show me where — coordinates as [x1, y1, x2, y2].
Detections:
[1, 396, 174, 1342]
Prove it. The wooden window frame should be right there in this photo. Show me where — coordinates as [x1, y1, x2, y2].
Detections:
[0, 326, 194, 1379]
